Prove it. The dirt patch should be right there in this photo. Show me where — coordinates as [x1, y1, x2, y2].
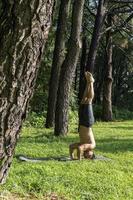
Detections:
[0, 192, 68, 200]
[0, 192, 37, 200]
[44, 193, 68, 200]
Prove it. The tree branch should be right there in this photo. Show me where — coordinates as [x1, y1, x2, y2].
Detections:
[101, 13, 133, 35]
[115, 45, 132, 64]
[109, 8, 133, 14]
[123, 12, 133, 25]
[111, 0, 133, 3]
[93, 0, 98, 8]
[85, 5, 96, 17]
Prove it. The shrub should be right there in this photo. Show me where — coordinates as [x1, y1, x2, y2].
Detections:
[24, 112, 45, 128]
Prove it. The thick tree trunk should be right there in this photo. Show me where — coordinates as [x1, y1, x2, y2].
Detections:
[54, 0, 85, 136]
[86, 0, 107, 73]
[78, 37, 88, 105]
[0, 0, 54, 183]
[102, 14, 113, 121]
[74, 67, 78, 91]
[46, 0, 70, 128]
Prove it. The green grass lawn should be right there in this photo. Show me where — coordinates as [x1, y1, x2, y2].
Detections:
[0, 120, 133, 200]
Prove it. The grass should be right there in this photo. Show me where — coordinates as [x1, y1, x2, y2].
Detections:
[0, 120, 133, 200]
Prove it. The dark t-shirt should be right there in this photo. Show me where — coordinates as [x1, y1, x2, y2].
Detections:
[79, 104, 95, 127]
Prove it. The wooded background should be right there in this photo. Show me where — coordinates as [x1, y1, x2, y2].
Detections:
[31, 0, 133, 128]
[0, 0, 133, 183]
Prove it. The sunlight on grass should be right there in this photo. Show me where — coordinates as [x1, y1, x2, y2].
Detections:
[0, 121, 133, 199]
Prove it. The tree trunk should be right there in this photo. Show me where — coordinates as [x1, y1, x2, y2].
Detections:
[0, 0, 54, 184]
[54, 0, 85, 136]
[112, 49, 126, 107]
[86, 0, 107, 73]
[94, 48, 105, 105]
[94, 69, 104, 105]
[46, 0, 70, 128]
[74, 67, 78, 91]
[78, 37, 88, 105]
[102, 14, 113, 121]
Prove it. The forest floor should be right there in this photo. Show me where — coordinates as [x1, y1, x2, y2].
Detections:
[0, 120, 133, 200]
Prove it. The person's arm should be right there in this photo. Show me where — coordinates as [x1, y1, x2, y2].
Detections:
[81, 72, 94, 104]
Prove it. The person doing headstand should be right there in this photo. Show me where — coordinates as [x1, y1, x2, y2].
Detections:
[69, 72, 96, 160]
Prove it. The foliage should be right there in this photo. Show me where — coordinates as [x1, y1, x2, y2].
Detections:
[24, 106, 133, 130]
[28, 0, 133, 117]
[24, 112, 45, 128]
[93, 104, 103, 120]
[0, 121, 133, 199]
[113, 107, 133, 120]
[112, 39, 133, 111]
[93, 105, 133, 121]
[24, 109, 78, 130]
[69, 89, 78, 111]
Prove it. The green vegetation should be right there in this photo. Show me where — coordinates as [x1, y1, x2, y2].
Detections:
[93, 105, 133, 121]
[0, 0, 132, 196]
[0, 119, 133, 200]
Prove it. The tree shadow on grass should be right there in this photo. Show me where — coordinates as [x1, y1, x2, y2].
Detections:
[15, 154, 72, 162]
[19, 131, 78, 145]
[96, 138, 133, 153]
[111, 126, 133, 130]
[20, 130, 133, 154]
[94, 126, 133, 131]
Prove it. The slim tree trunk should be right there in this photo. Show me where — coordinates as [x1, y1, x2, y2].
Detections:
[102, 14, 113, 121]
[94, 50, 105, 105]
[112, 49, 125, 106]
[46, 0, 70, 128]
[0, 0, 54, 184]
[54, 0, 85, 136]
[86, 0, 107, 73]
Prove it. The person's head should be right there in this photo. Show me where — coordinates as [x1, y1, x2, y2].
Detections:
[84, 150, 94, 159]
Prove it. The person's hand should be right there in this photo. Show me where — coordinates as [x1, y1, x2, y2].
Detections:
[85, 71, 94, 83]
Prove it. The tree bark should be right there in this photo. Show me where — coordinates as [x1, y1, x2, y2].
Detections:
[54, 0, 85, 136]
[46, 0, 70, 128]
[74, 67, 78, 91]
[94, 48, 105, 105]
[0, 0, 54, 183]
[86, 0, 107, 73]
[102, 14, 113, 121]
[78, 37, 88, 105]
[112, 48, 127, 107]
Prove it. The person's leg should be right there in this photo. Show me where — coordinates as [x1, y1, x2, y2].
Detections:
[81, 72, 94, 104]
